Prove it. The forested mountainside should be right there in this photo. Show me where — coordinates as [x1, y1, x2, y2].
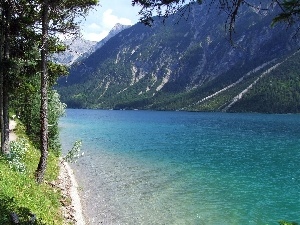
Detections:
[56, 2, 300, 113]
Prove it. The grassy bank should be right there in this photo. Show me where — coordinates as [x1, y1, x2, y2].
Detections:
[0, 122, 64, 224]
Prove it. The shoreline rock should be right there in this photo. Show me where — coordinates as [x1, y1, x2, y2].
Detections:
[57, 160, 85, 225]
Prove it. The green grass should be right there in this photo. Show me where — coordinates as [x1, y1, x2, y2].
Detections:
[0, 122, 64, 224]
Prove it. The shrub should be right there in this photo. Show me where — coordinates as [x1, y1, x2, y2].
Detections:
[6, 138, 29, 173]
[63, 140, 83, 163]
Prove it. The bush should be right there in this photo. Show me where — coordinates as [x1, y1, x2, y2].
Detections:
[6, 138, 29, 173]
[63, 140, 83, 163]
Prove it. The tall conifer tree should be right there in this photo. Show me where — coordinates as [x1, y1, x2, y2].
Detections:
[35, 0, 98, 183]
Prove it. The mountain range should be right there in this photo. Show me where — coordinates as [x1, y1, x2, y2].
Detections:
[52, 36, 96, 66]
[56, 2, 300, 113]
[53, 23, 130, 65]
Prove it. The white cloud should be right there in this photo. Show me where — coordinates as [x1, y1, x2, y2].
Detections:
[81, 8, 135, 42]
[87, 23, 102, 31]
[119, 17, 133, 26]
[103, 9, 133, 28]
[82, 30, 109, 42]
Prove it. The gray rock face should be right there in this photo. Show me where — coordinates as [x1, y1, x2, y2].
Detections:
[52, 37, 96, 65]
[53, 23, 130, 65]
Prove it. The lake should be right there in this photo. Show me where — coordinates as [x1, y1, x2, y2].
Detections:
[59, 109, 300, 224]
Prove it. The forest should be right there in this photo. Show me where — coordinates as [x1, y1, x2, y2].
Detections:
[0, 0, 98, 223]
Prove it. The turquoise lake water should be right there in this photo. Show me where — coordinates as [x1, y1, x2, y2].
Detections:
[59, 109, 300, 224]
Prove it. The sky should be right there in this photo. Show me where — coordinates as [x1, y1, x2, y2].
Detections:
[78, 0, 142, 42]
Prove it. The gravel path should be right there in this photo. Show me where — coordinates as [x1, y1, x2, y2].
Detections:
[9, 120, 17, 142]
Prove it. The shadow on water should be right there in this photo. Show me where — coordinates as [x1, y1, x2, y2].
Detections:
[0, 194, 45, 225]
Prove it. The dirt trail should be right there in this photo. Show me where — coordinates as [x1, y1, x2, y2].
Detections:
[9, 120, 17, 142]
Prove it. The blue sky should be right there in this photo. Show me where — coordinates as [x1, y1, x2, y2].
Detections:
[79, 0, 142, 42]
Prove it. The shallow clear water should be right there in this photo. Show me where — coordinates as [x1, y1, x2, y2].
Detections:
[59, 109, 300, 224]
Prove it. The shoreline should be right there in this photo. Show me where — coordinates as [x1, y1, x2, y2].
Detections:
[58, 160, 86, 225]
[9, 119, 85, 224]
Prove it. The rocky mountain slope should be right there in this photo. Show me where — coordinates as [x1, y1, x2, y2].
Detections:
[56, 2, 300, 113]
[52, 36, 96, 65]
[53, 24, 130, 65]
[91, 23, 131, 54]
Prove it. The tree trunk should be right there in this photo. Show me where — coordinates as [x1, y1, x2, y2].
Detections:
[36, 0, 49, 183]
[3, 72, 9, 154]
[1, 2, 11, 155]
[0, 8, 4, 154]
